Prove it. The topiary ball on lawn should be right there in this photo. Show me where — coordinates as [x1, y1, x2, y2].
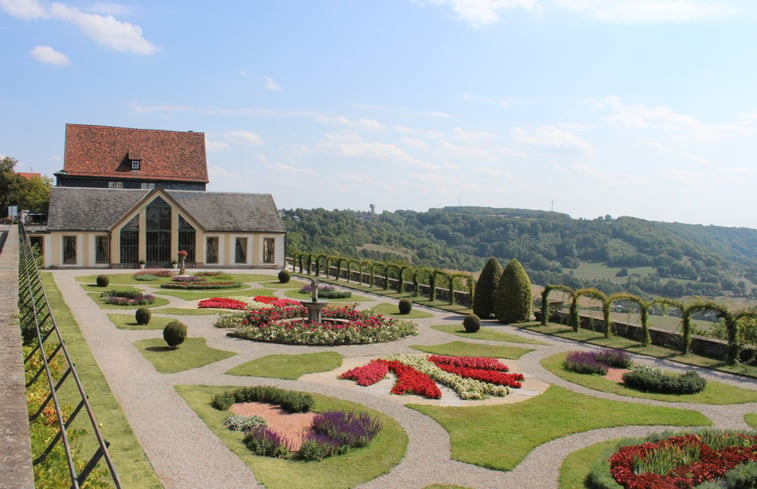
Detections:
[463, 314, 481, 333]
[96, 274, 109, 287]
[278, 269, 291, 283]
[398, 298, 412, 315]
[135, 307, 151, 325]
[163, 320, 187, 349]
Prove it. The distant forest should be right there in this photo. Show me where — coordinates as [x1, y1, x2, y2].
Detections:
[281, 206, 757, 299]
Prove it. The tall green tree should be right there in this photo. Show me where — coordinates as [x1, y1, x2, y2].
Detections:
[473, 257, 503, 319]
[495, 258, 533, 323]
[0, 156, 51, 216]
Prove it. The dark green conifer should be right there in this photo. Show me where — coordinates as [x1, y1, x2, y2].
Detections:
[495, 258, 533, 323]
[473, 257, 503, 319]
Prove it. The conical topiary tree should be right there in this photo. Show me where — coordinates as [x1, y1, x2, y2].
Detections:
[495, 258, 533, 323]
[473, 257, 503, 319]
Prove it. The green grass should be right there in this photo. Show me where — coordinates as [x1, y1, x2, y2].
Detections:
[77, 273, 172, 285]
[431, 324, 548, 345]
[520, 322, 757, 378]
[225, 352, 343, 379]
[412, 340, 532, 359]
[746, 413, 757, 429]
[176, 385, 407, 489]
[87, 291, 170, 309]
[369, 302, 434, 318]
[152, 286, 267, 301]
[559, 438, 623, 489]
[150, 307, 225, 316]
[541, 352, 757, 404]
[41, 273, 162, 488]
[283, 288, 371, 302]
[410, 385, 710, 472]
[108, 313, 175, 330]
[134, 337, 236, 373]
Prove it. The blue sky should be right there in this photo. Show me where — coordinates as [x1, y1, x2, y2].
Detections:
[2, 0, 756, 228]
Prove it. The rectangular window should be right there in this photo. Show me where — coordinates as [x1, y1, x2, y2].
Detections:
[63, 236, 77, 265]
[263, 238, 275, 264]
[141, 182, 155, 190]
[235, 237, 247, 264]
[131, 160, 141, 170]
[206, 237, 218, 264]
[108, 181, 123, 189]
[95, 236, 109, 264]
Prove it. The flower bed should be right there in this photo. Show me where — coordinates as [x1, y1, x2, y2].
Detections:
[340, 354, 522, 400]
[299, 283, 352, 299]
[222, 304, 417, 345]
[199, 297, 249, 310]
[564, 349, 631, 375]
[592, 431, 757, 489]
[161, 280, 243, 290]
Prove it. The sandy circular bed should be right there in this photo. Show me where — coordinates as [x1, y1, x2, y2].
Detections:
[604, 367, 630, 383]
[230, 402, 317, 451]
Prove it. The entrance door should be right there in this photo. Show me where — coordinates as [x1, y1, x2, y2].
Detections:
[146, 197, 171, 266]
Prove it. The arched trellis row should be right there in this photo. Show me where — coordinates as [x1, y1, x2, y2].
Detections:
[412, 268, 433, 298]
[647, 298, 683, 349]
[384, 264, 401, 291]
[346, 259, 361, 283]
[451, 273, 475, 306]
[606, 293, 648, 345]
[358, 260, 372, 286]
[333, 257, 349, 281]
[372, 263, 386, 289]
[681, 301, 732, 358]
[571, 288, 608, 334]
[397, 266, 410, 294]
[732, 311, 757, 365]
[432, 270, 449, 303]
[540, 285, 575, 326]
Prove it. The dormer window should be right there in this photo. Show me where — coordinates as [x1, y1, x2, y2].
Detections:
[131, 159, 141, 170]
[128, 149, 143, 171]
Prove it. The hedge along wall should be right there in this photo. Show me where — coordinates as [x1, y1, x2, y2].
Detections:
[287, 253, 475, 307]
[540, 283, 755, 365]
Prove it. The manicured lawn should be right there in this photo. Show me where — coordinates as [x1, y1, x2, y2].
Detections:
[559, 439, 621, 489]
[87, 291, 170, 309]
[151, 307, 225, 316]
[432, 324, 548, 345]
[108, 313, 174, 331]
[541, 351, 757, 404]
[77, 273, 172, 285]
[409, 385, 710, 472]
[520, 322, 757, 378]
[369, 302, 434, 318]
[225, 352, 343, 379]
[134, 337, 236, 373]
[41, 273, 162, 488]
[746, 413, 757, 429]
[154, 286, 267, 301]
[176, 385, 407, 489]
[284, 288, 371, 302]
[412, 341, 532, 359]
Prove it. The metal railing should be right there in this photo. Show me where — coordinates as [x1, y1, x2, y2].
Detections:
[18, 223, 122, 488]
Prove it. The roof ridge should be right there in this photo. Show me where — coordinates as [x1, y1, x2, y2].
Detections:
[66, 123, 204, 135]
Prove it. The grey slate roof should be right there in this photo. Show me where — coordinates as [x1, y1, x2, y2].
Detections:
[47, 187, 285, 233]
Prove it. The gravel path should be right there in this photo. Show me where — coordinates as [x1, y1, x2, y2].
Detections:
[53, 269, 757, 489]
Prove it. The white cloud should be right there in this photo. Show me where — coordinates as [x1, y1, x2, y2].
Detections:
[0, 0, 46, 19]
[453, 126, 495, 141]
[49, 3, 157, 54]
[269, 162, 318, 176]
[263, 75, 282, 92]
[512, 125, 594, 157]
[90, 2, 133, 16]
[554, 0, 736, 23]
[481, 166, 512, 177]
[417, 0, 539, 27]
[313, 133, 433, 167]
[227, 130, 264, 145]
[572, 162, 648, 185]
[439, 140, 499, 161]
[315, 115, 385, 130]
[133, 104, 316, 118]
[205, 139, 230, 151]
[401, 137, 429, 149]
[30, 45, 70, 66]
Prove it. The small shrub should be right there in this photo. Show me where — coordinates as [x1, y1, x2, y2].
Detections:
[564, 351, 608, 375]
[463, 314, 481, 333]
[223, 414, 266, 432]
[163, 320, 187, 349]
[135, 307, 151, 325]
[278, 269, 291, 283]
[101, 289, 156, 306]
[211, 386, 314, 413]
[96, 275, 109, 287]
[398, 298, 412, 315]
[594, 349, 631, 368]
[298, 411, 382, 461]
[622, 369, 706, 395]
[243, 425, 291, 458]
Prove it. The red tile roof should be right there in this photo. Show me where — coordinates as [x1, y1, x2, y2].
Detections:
[62, 124, 209, 183]
[16, 172, 42, 180]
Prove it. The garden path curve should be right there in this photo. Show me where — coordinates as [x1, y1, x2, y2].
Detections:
[52, 269, 757, 489]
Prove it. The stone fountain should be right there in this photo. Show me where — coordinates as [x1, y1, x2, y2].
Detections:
[301, 278, 326, 323]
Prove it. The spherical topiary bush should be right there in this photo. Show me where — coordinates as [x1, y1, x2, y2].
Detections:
[96, 274, 109, 287]
[163, 320, 187, 349]
[463, 314, 481, 333]
[398, 298, 412, 315]
[495, 258, 533, 324]
[278, 269, 291, 283]
[135, 307, 151, 325]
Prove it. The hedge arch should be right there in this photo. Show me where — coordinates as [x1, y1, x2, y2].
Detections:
[732, 311, 757, 365]
[412, 268, 433, 298]
[606, 293, 645, 342]
[296, 253, 304, 273]
[646, 298, 683, 348]
[397, 265, 410, 294]
[346, 259, 361, 283]
[358, 260, 372, 285]
[432, 270, 449, 302]
[306, 254, 314, 275]
[334, 257, 349, 281]
[384, 264, 401, 291]
[681, 301, 731, 357]
[372, 263, 386, 289]
[455, 273, 475, 306]
[571, 288, 608, 333]
[540, 285, 575, 326]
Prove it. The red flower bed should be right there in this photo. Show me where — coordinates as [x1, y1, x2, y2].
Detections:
[253, 296, 278, 304]
[198, 297, 248, 310]
[253, 296, 301, 307]
[339, 360, 390, 386]
[610, 434, 757, 489]
[428, 355, 510, 372]
[434, 363, 524, 388]
[385, 361, 441, 399]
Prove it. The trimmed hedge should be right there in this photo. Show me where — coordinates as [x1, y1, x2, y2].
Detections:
[160, 281, 242, 290]
[96, 275, 109, 287]
[622, 368, 706, 395]
[278, 269, 291, 283]
[463, 314, 481, 333]
[473, 257, 503, 319]
[398, 298, 412, 315]
[211, 386, 314, 413]
[495, 258, 533, 324]
[135, 307, 151, 325]
[163, 320, 187, 348]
